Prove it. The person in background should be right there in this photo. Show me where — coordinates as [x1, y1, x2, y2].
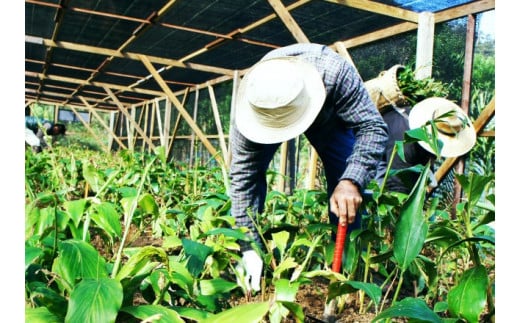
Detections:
[229, 43, 388, 293]
[25, 116, 67, 153]
[365, 66, 476, 200]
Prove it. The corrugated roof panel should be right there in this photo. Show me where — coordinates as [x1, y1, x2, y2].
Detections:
[25, 3, 57, 38]
[57, 11, 139, 49]
[189, 41, 272, 70]
[49, 47, 107, 70]
[162, 0, 274, 34]
[125, 25, 217, 59]
[70, 0, 169, 19]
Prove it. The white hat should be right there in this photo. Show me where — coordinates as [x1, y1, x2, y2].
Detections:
[235, 56, 326, 144]
[408, 97, 476, 158]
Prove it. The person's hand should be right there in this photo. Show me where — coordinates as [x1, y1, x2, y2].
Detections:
[330, 179, 362, 225]
[236, 250, 263, 292]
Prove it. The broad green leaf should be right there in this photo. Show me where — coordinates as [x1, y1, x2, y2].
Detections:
[170, 306, 213, 321]
[425, 225, 462, 247]
[65, 278, 123, 323]
[393, 164, 430, 271]
[279, 301, 305, 322]
[302, 269, 346, 282]
[274, 278, 300, 302]
[203, 228, 248, 241]
[346, 281, 381, 306]
[326, 281, 376, 303]
[433, 301, 449, 312]
[121, 305, 184, 323]
[27, 282, 68, 318]
[52, 240, 108, 291]
[25, 307, 62, 323]
[170, 261, 194, 295]
[63, 199, 87, 227]
[455, 173, 494, 208]
[162, 235, 183, 249]
[82, 163, 105, 193]
[90, 202, 122, 240]
[32, 207, 55, 237]
[273, 257, 298, 279]
[199, 278, 237, 296]
[373, 297, 442, 323]
[115, 246, 168, 281]
[139, 193, 159, 216]
[448, 265, 488, 323]
[25, 246, 43, 271]
[272, 230, 290, 258]
[199, 301, 270, 323]
[182, 238, 213, 277]
[196, 294, 219, 312]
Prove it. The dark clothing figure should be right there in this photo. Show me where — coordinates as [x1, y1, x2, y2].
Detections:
[25, 116, 66, 152]
[377, 106, 433, 194]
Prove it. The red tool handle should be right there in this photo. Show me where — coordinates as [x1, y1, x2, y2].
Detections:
[332, 222, 347, 273]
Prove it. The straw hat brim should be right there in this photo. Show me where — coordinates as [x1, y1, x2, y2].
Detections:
[408, 97, 476, 158]
[235, 57, 326, 144]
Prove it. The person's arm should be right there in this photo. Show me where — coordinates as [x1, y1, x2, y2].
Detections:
[333, 61, 389, 190]
[37, 122, 53, 149]
[229, 126, 269, 251]
[229, 126, 273, 292]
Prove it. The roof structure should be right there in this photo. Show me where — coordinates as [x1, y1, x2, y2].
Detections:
[25, 0, 495, 111]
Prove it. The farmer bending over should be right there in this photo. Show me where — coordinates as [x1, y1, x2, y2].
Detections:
[229, 43, 388, 292]
[25, 116, 66, 153]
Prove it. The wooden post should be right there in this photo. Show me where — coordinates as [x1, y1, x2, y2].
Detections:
[104, 86, 157, 150]
[189, 86, 199, 168]
[451, 13, 477, 215]
[79, 96, 127, 150]
[278, 141, 288, 192]
[138, 54, 223, 165]
[68, 106, 109, 153]
[168, 88, 190, 160]
[307, 147, 319, 189]
[163, 98, 172, 152]
[434, 96, 495, 184]
[415, 12, 435, 79]
[208, 83, 229, 168]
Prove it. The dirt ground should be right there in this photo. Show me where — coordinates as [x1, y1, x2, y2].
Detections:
[229, 276, 381, 323]
[95, 227, 383, 322]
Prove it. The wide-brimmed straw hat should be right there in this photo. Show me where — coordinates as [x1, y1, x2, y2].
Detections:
[408, 97, 476, 158]
[235, 56, 326, 144]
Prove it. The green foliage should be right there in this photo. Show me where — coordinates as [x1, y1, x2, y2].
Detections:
[397, 65, 450, 105]
[25, 17, 494, 321]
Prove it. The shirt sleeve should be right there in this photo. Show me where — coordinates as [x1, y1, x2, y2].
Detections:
[332, 60, 389, 189]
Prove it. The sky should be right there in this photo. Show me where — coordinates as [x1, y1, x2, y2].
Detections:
[478, 10, 495, 38]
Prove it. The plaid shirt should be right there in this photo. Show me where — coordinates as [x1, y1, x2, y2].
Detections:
[230, 43, 388, 249]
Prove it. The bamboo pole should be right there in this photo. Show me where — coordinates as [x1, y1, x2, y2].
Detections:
[189, 86, 199, 168]
[138, 54, 222, 165]
[434, 96, 495, 183]
[104, 86, 157, 150]
[68, 105, 110, 153]
[306, 147, 319, 189]
[277, 141, 288, 192]
[79, 96, 127, 150]
[168, 88, 190, 158]
[208, 83, 229, 168]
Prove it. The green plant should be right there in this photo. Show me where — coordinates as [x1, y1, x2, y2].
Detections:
[397, 65, 450, 105]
